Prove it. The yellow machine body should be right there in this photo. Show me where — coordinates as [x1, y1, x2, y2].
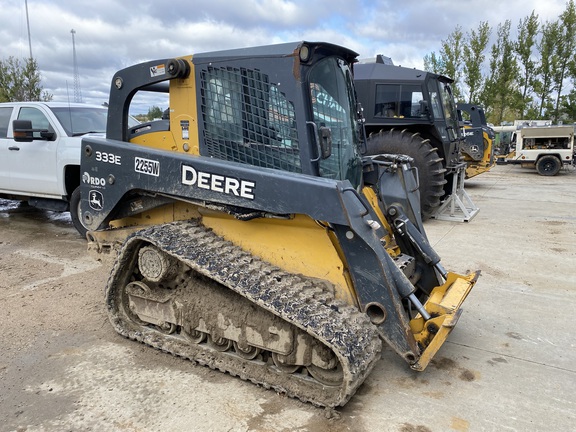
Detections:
[464, 126, 495, 179]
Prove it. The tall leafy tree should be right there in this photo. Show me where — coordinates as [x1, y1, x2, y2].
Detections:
[438, 26, 465, 100]
[560, 90, 576, 121]
[514, 11, 539, 118]
[423, 52, 442, 75]
[535, 20, 560, 118]
[423, 6, 576, 121]
[552, 0, 576, 121]
[481, 20, 522, 123]
[0, 57, 52, 102]
[424, 27, 465, 99]
[565, 48, 576, 121]
[147, 105, 163, 120]
[462, 21, 491, 103]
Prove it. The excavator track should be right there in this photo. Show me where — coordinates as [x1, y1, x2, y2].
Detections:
[105, 220, 382, 407]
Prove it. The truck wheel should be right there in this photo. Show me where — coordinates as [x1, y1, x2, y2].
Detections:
[365, 129, 446, 219]
[70, 187, 88, 238]
[536, 155, 561, 176]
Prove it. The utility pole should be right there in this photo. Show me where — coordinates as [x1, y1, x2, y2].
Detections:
[25, 0, 33, 59]
[71, 29, 82, 103]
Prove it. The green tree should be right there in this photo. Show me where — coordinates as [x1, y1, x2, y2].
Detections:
[560, 90, 576, 122]
[514, 11, 539, 118]
[424, 27, 465, 99]
[133, 106, 165, 122]
[481, 20, 522, 123]
[462, 21, 491, 103]
[0, 57, 52, 102]
[535, 20, 560, 118]
[147, 106, 163, 120]
[566, 46, 576, 121]
[552, 0, 576, 121]
[523, 102, 541, 119]
[439, 26, 465, 99]
[423, 52, 442, 75]
[424, 7, 576, 122]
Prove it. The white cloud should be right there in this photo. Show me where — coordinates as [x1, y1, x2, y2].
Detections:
[1, 0, 572, 112]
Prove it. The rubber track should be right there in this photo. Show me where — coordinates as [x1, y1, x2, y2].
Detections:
[105, 220, 382, 407]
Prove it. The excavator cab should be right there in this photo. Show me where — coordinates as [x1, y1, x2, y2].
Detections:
[80, 41, 478, 407]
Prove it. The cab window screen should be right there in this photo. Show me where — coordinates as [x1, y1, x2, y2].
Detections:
[201, 66, 301, 173]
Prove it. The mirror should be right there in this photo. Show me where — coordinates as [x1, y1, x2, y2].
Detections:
[319, 124, 332, 159]
[12, 119, 34, 142]
[419, 100, 429, 117]
[12, 119, 55, 142]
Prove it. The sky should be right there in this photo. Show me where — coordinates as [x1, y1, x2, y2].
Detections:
[0, 0, 570, 114]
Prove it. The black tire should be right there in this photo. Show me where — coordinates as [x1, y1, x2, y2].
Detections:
[536, 155, 561, 176]
[70, 186, 88, 238]
[365, 129, 446, 219]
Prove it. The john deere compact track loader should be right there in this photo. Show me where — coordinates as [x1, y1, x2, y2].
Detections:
[80, 41, 478, 407]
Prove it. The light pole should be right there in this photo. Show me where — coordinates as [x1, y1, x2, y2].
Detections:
[25, 0, 33, 59]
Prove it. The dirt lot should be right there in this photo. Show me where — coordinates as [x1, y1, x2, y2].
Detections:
[1, 163, 575, 432]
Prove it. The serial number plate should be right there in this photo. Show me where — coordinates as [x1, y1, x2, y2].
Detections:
[135, 157, 160, 177]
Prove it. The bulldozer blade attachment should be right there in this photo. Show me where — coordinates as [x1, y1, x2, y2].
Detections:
[409, 271, 480, 371]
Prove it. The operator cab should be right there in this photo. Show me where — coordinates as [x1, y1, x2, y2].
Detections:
[106, 42, 364, 189]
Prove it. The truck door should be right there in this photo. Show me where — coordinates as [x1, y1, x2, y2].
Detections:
[0, 106, 14, 191]
[9, 106, 60, 196]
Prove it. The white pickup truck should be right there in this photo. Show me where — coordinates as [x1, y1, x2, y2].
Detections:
[0, 102, 137, 236]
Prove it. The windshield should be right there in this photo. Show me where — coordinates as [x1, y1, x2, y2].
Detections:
[50, 107, 108, 136]
[308, 57, 361, 188]
[50, 106, 139, 136]
[438, 81, 460, 141]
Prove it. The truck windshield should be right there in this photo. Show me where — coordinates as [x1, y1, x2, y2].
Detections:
[308, 57, 362, 188]
[50, 107, 108, 136]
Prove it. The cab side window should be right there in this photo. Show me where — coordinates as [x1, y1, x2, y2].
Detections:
[0, 107, 12, 138]
[374, 84, 424, 118]
[17, 107, 54, 139]
[374, 84, 398, 117]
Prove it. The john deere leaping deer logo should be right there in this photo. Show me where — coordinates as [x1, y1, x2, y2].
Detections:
[89, 190, 104, 211]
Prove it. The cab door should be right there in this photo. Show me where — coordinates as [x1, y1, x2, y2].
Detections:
[9, 106, 60, 196]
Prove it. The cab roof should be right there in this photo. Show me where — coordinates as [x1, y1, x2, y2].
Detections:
[192, 41, 359, 65]
[354, 62, 454, 84]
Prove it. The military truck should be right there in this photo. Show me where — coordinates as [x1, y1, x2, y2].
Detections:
[354, 56, 464, 218]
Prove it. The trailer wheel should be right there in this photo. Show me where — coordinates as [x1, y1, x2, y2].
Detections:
[365, 129, 446, 219]
[70, 187, 88, 238]
[536, 155, 561, 176]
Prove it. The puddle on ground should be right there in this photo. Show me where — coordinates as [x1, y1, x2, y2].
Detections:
[0, 198, 74, 229]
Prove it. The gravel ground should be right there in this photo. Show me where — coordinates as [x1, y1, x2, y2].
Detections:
[1, 163, 575, 432]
